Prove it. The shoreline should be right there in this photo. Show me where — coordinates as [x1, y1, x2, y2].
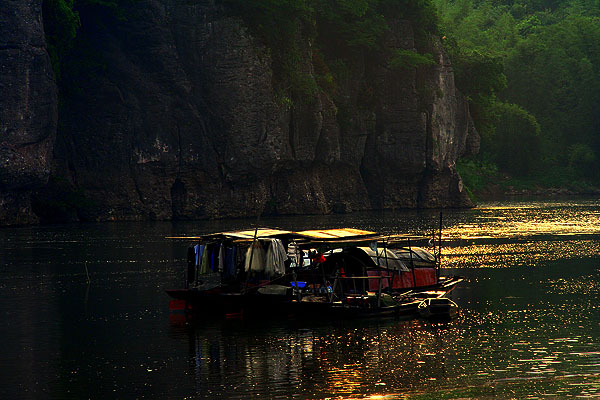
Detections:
[474, 185, 600, 202]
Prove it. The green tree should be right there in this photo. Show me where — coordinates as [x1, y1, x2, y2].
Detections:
[504, 15, 600, 168]
[491, 102, 541, 176]
[42, 0, 80, 78]
[435, 0, 600, 186]
[447, 47, 507, 140]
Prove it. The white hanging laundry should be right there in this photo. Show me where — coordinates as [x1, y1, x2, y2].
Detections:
[265, 239, 287, 277]
[245, 241, 266, 273]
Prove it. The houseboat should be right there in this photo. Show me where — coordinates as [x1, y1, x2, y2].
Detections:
[166, 227, 462, 319]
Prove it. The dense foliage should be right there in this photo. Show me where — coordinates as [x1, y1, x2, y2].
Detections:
[42, 0, 130, 82]
[43, 0, 440, 108]
[436, 0, 600, 191]
[42, 0, 80, 78]
[222, 0, 440, 103]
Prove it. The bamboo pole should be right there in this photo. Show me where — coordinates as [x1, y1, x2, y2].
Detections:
[243, 227, 259, 292]
[438, 212, 443, 279]
[408, 238, 416, 288]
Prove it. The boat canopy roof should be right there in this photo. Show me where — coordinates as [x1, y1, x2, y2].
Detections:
[167, 227, 378, 243]
[355, 247, 410, 272]
[211, 228, 292, 239]
[394, 247, 436, 262]
[166, 227, 431, 250]
[296, 228, 376, 239]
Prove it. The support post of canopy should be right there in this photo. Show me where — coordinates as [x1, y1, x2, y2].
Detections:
[409, 238, 416, 288]
[383, 238, 391, 290]
[195, 241, 200, 288]
[243, 227, 259, 292]
[377, 277, 383, 307]
[438, 212, 443, 279]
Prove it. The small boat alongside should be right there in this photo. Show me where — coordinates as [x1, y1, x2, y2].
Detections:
[166, 227, 462, 320]
[417, 297, 459, 320]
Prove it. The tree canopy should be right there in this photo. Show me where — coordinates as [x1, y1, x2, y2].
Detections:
[436, 0, 600, 191]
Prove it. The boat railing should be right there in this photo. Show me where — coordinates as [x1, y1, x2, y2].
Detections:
[331, 275, 393, 307]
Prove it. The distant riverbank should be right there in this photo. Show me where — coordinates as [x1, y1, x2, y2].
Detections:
[457, 159, 600, 202]
[475, 184, 600, 201]
[474, 182, 600, 201]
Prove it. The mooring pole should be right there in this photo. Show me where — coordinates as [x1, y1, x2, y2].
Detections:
[244, 227, 259, 292]
[408, 238, 416, 288]
[438, 212, 443, 279]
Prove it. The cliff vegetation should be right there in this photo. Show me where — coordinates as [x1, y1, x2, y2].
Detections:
[44, 0, 441, 106]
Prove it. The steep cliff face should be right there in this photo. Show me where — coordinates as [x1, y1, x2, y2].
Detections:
[0, 0, 57, 224]
[51, 0, 374, 221]
[361, 20, 479, 209]
[2, 0, 478, 225]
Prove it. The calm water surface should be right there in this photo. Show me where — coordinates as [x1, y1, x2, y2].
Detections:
[1, 198, 599, 399]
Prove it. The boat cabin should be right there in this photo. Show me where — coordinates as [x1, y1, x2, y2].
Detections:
[169, 227, 441, 295]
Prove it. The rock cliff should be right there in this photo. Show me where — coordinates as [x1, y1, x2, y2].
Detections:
[0, 0, 57, 225]
[1, 0, 478, 224]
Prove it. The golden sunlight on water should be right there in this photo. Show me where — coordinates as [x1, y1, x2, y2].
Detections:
[173, 200, 600, 400]
[440, 200, 600, 268]
[445, 202, 600, 240]
[443, 240, 600, 268]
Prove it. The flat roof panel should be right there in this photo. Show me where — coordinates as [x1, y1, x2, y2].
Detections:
[296, 228, 377, 239]
[169, 228, 378, 241]
[219, 228, 293, 239]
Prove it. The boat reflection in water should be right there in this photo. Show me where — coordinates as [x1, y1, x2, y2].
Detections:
[170, 316, 457, 399]
[166, 227, 462, 320]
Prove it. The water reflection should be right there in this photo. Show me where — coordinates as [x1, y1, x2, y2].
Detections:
[1, 198, 600, 399]
[171, 318, 463, 398]
[443, 239, 600, 268]
[171, 295, 600, 399]
[166, 242, 600, 398]
[439, 199, 600, 269]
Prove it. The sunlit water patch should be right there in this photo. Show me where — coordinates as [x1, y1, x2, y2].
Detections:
[443, 239, 600, 268]
[443, 199, 600, 240]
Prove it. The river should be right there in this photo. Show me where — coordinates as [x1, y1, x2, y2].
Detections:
[1, 198, 599, 399]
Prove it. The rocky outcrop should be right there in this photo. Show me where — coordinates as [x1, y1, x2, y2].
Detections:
[417, 39, 480, 208]
[350, 20, 478, 209]
[0, 0, 57, 225]
[2, 0, 478, 225]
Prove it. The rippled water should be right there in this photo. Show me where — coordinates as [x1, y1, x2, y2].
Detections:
[1, 198, 599, 399]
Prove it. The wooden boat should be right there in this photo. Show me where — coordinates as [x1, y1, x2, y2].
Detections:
[166, 285, 294, 317]
[290, 295, 402, 319]
[288, 276, 408, 319]
[417, 297, 459, 320]
[165, 227, 462, 319]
